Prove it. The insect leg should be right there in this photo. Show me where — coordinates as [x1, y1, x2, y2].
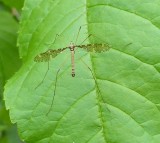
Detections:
[46, 68, 60, 115]
[75, 26, 81, 45]
[74, 34, 92, 52]
[46, 52, 70, 115]
[35, 61, 50, 89]
[79, 34, 92, 45]
[45, 34, 59, 46]
[80, 58, 110, 112]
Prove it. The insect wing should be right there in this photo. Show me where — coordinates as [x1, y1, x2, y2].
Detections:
[77, 43, 110, 53]
[93, 43, 110, 52]
[34, 48, 67, 62]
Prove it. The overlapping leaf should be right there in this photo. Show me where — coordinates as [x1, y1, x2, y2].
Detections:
[0, 0, 24, 9]
[0, 11, 21, 143]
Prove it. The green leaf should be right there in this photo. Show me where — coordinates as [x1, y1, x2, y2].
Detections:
[0, 11, 21, 96]
[0, 11, 22, 143]
[4, 0, 160, 143]
[1, 0, 24, 9]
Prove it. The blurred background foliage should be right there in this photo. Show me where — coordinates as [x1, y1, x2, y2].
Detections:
[0, 0, 24, 142]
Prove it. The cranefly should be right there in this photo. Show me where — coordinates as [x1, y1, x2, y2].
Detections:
[34, 27, 111, 114]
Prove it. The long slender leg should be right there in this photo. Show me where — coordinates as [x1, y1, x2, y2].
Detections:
[45, 34, 59, 46]
[75, 25, 110, 50]
[74, 34, 92, 52]
[35, 61, 50, 89]
[80, 58, 110, 112]
[79, 34, 92, 45]
[46, 68, 60, 115]
[71, 30, 90, 77]
[75, 24, 93, 45]
[46, 52, 70, 115]
[74, 24, 92, 51]
[71, 26, 88, 77]
[35, 33, 62, 90]
[75, 26, 81, 45]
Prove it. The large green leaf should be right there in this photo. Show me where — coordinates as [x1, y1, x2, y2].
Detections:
[0, 11, 22, 143]
[0, 0, 24, 9]
[4, 0, 160, 143]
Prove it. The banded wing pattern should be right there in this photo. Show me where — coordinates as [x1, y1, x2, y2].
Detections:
[34, 48, 67, 62]
[77, 43, 110, 53]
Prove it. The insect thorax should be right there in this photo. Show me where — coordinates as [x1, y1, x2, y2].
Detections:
[69, 43, 75, 51]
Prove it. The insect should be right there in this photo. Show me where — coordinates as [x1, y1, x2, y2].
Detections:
[34, 27, 111, 114]
[34, 43, 110, 75]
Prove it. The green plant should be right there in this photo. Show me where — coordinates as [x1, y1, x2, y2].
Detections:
[2, 0, 160, 143]
[0, 7, 22, 143]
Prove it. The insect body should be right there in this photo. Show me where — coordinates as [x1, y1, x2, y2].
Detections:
[34, 31, 111, 115]
[69, 42, 76, 77]
[34, 43, 110, 76]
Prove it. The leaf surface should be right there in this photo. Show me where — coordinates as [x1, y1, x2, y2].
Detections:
[4, 0, 160, 143]
[1, 0, 24, 9]
[0, 11, 21, 143]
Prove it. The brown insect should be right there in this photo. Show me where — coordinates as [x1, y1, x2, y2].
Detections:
[34, 27, 111, 114]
